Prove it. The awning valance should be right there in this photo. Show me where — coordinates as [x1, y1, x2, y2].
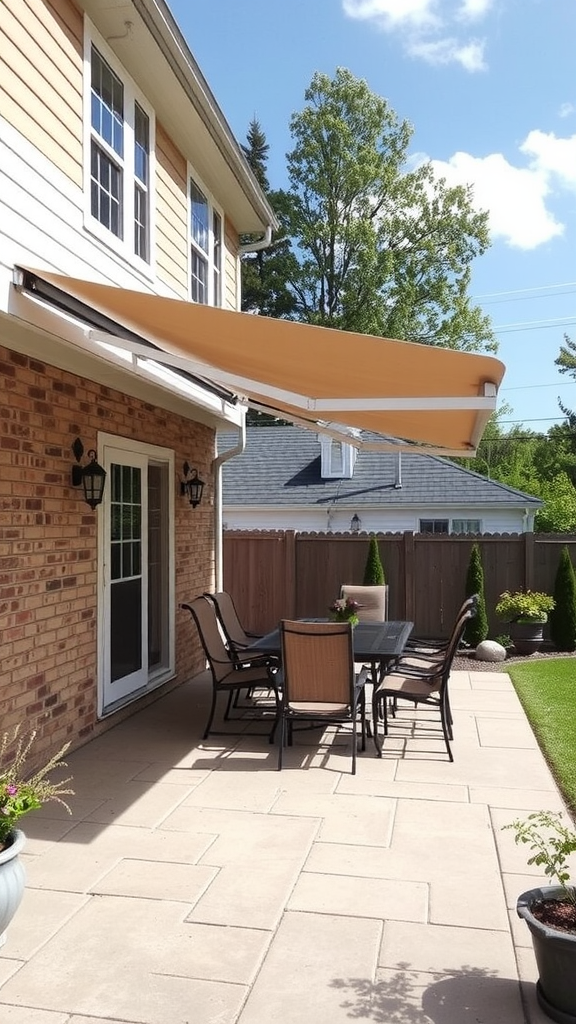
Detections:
[18, 269, 505, 456]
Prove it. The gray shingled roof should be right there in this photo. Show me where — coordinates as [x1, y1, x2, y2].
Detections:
[219, 427, 542, 508]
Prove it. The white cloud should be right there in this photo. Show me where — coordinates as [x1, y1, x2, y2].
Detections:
[458, 0, 493, 20]
[342, 0, 440, 30]
[559, 102, 575, 119]
[409, 36, 486, 71]
[430, 148, 568, 250]
[342, 0, 492, 71]
[521, 130, 576, 189]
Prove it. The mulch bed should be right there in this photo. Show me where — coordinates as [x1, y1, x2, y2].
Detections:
[453, 648, 576, 673]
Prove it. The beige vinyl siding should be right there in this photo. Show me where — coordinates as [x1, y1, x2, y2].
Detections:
[224, 216, 239, 310]
[155, 122, 188, 296]
[0, 0, 83, 187]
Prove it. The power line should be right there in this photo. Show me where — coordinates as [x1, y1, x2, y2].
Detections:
[473, 281, 576, 301]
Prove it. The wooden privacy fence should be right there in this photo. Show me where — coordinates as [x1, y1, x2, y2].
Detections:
[222, 531, 576, 638]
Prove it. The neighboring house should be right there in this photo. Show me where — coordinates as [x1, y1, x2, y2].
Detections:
[0, 0, 276, 754]
[220, 427, 542, 534]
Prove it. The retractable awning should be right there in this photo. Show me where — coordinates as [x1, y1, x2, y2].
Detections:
[18, 269, 505, 456]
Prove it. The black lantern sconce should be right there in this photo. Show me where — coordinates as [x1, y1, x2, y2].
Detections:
[181, 461, 205, 508]
[71, 438, 107, 510]
[350, 513, 361, 534]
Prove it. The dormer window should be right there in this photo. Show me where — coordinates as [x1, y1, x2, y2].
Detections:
[319, 437, 357, 479]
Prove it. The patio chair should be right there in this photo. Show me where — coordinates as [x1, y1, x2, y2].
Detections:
[278, 619, 366, 774]
[404, 594, 478, 658]
[181, 596, 280, 741]
[372, 599, 477, 761]
[340, 584, 388, 622]
[204, 590, 268, 668]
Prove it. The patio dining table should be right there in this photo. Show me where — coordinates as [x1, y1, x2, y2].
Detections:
[250, 619, 414, 750]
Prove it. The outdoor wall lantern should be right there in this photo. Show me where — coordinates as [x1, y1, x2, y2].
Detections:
[180, 461, 205, 508]
[351, 513, 361, 533]
[71, 438, 107, 510]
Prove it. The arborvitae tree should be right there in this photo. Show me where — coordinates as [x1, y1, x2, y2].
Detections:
[362, 535, 385, 585]
[549, 545, 576, 651]
[464, 543, 488, 646]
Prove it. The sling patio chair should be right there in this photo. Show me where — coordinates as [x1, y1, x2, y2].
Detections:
[340, 584, 388, 622]
[203, 590, 269, 669]
[182, 596, 280, 741]
[277, 619, 367, 774]
[372, 599, 477, 762]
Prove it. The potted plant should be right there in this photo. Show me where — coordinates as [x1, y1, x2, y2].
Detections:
[504, 810, 576, 1022]
[495, 589, 555, 654]
[0, 726, 73, 946]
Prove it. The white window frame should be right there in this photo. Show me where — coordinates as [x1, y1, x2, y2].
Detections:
[187, 168, 224, 306]
[83, 20, 156, 274]
[451, 519, 482, 534]
[419, 519, 449, 534]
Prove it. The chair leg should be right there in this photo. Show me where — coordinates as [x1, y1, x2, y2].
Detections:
[372, 690, 383, 758]
[277, 716, 285, 770]
[351, 717, 357, 775]
[203, 689, 218, 740]
[440, 701, 453, 761]
[223, 690, 234, 720]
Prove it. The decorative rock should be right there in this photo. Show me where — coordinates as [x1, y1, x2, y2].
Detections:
[475, 640, 507, 663]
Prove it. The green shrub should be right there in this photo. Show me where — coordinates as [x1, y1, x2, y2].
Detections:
[464, 543, 488, 646]
[362, 535, 385, 585]
[550, 546, 576, 652]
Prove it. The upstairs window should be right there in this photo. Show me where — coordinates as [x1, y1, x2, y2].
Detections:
[85, 28, 154, 269]
[189, 177, 222, 305]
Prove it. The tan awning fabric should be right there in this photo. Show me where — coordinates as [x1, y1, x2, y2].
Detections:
[22, 270, 505, 455]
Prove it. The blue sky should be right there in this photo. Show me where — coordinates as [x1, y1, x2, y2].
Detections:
[168, 0, 576, 434]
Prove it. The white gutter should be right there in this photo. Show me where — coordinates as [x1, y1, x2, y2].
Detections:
[238, 225, 273, 254]
[212, 417, 247, 590]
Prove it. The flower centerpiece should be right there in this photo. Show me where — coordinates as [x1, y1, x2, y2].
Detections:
[329, 596, 361, 626]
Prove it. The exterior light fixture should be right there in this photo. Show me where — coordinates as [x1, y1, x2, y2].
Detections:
[351, 513, 361, 533]
[71, 438, 107, 510]
[181, 461, 205, 508]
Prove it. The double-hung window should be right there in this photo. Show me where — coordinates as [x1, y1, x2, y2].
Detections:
[85, 27, 154, 268]
[189, 176, 222, 305]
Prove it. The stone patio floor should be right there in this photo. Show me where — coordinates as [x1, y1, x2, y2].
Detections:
[0, 665, 572, 1024]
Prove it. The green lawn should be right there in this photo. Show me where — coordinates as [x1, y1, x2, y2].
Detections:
[507, 659, 576, 814]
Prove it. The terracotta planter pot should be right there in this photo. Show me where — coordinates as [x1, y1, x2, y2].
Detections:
[517, 885, 576, 1022]
[0, 829, 26, 947]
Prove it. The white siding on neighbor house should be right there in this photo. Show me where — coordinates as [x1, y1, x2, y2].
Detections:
[155, 122, 189, 298]
[222, 505, 532, 534]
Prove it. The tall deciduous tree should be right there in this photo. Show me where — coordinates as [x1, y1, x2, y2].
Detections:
[276, 68, 495, 351]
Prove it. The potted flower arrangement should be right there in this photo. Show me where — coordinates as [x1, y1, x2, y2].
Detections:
[329, 596, 361, 626]
[0, 726, 73, 946]
[495, 589, 555, 654]
[504, 810, 576, 1022]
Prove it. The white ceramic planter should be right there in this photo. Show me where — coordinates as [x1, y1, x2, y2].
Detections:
[0, 829, 26, 947]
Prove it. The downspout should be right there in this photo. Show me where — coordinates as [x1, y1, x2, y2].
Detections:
[212, 418, 246, 591]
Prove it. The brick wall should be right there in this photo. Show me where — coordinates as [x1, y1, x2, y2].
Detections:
[0, 342, 214, 761]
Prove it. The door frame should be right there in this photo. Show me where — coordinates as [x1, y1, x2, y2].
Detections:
[96, 432, 175, 717]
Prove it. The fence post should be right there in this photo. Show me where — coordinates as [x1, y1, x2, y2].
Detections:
[285, 530, 297, 618]
[524, 532, 535, 590]
[403, 531, 415, 621]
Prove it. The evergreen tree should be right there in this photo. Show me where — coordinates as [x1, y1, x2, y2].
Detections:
[549, 545, 576, 652]
[464, 543, 488, 646]
[362, 535, 385, 585]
